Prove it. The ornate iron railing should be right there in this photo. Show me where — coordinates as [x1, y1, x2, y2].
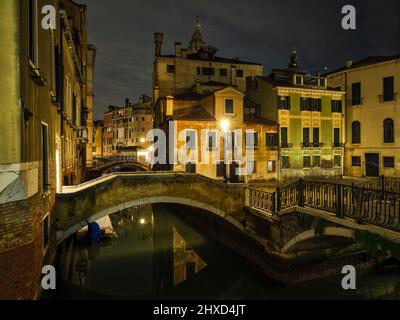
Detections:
[248, 188, 276, 215]
[358, 176, 400, 194]
[247, 177, 400, 233]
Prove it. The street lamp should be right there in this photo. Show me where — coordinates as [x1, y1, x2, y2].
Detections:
[140, 137, 145, 143]
[220, 119, 230, 132]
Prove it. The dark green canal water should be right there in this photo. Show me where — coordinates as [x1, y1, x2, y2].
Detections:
[54, 204, 400, 300]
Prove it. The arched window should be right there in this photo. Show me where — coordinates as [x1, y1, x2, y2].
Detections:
[352, 121, 361, 144]
[384, 118, 394, 143]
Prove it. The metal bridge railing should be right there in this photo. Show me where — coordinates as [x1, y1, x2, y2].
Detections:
[247, 177, 400, 233]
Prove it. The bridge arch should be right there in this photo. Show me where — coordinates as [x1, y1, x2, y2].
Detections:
[281, 227, 355, 254]
[57, 195, 245, 242]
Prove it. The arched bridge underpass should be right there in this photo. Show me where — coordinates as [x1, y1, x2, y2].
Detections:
[56, 172, 400, 254]
[56, 172, 246, 241]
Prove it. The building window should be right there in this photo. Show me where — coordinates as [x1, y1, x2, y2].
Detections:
[185, 130, 196, 150]
[352, 156, 361, 167]
[197, 67, 201, 75]
[216, 161, 225, 177]
[224, 99, 234, 114]
[331, 100, 342, 113]
[302, 128, 310, 146]
[384, 118, 394, 143]
[282, 156, 290, 169]
[43, 214, 49, 251]
[246, 76, 253, 90]
[29, 0, 38, 65]
[267, 161, 276, 172]
[334, 155, 342, 167]
[352, 121, 361, 144]
[334, 128, 341, 147]
[246, 131, 258, 148]
[281, 127, 288, 147]
[300, 98, 321, 112]
[383, 76, 394, 102]
[320, 79, 326, 87]
[313, 127, 320, 145]
[266, 133, 278, 148]
[278, 96, 290, 110]
[295, 76, 302, 85]
[303, 156, 311, 168]
[313, 156, 321, 167]
[236, 69, 244, 78]
[383, 157, 395, 168]
[220, 68, 227, 76]
[208, 131, 217, 150]
[202, 67, 215, 76]
[167, 64, 175, 73]
[352, 82, 361, 105]
[42, 123, 49, 192]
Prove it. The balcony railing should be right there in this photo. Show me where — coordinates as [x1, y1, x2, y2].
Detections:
[379, 93, 398, 103]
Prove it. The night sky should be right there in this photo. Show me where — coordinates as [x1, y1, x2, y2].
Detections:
[80, 0, 400, 120]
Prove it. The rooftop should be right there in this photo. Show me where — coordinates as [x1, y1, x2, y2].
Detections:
[172, 106, 216, 121]
[325, 54, 400, 76]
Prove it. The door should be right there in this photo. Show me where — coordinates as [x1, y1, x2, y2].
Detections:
[365, 153, 379, 177]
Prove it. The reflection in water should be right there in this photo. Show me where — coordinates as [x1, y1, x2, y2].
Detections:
[173, 227, 207, 286]
[56, 204, 400, 300]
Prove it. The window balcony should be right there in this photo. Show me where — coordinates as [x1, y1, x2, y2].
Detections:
[379, 93, 398, 103]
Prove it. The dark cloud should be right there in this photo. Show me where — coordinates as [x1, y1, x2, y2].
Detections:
[80, 0, 400, 119]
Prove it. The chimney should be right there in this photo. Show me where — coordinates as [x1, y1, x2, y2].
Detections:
[125, 98, 130, 107]
[181, 49, 187, 59]
[166, 95, 174, 116]
[175, 42, 182, 58]
[195, 79, 201, 94]
[153, 86, 160, 103]
[154, 32, 164, 56]
[346, 58, 353, 68]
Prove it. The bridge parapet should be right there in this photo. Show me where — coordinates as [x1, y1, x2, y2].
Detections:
[247, 179, 400, 239]
[56, 172, 246, 240]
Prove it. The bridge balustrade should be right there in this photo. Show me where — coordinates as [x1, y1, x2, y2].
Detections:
[247, 178, 400, 233]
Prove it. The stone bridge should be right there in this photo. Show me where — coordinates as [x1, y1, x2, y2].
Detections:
[56, 172, 246, 241]
[56, 172, 400, 257]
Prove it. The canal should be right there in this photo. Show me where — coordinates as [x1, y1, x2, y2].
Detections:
[54, 204, 400, 300]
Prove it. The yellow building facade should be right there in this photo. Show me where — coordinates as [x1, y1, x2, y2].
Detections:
[156, 86, 278, 182]
[0, 0, 94, 299]
[327, 55, 400, 177]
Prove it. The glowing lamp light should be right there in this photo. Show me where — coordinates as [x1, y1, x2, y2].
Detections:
[139, 218, 146, 225]
[140, 137, 146, 143]
[220, 120, 230, 132]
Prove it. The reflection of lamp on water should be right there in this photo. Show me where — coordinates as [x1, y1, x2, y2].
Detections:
[220, 119, 230, 132]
